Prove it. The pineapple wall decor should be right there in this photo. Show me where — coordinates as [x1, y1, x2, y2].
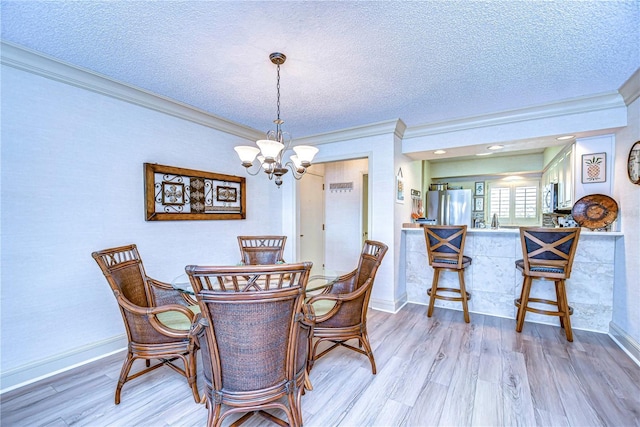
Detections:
[581, 153, 606, 184]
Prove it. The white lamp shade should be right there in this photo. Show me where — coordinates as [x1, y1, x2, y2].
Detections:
[256, 139, 284, 160]
[290, 154, 303, 170]
[293, 145, 319, 164]
[234, 146, 260, 163]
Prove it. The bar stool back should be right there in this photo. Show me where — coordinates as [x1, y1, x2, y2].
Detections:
[515, 227, 581, 341]
[423, 225, 472, 323]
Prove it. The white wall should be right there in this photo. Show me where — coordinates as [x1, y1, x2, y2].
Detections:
[612, 74, 640, 360]
[574, 134, 614, 201]
[1, 61, 283, 389]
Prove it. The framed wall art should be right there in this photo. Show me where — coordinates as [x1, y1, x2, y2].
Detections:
[628, 141, 640, 185]
[581, 153, 606, 183]
[474, 196, 484, 212]
[144, 163, 246, 221]
[395, 169, 405, 204]
[475, 181, 485, 196]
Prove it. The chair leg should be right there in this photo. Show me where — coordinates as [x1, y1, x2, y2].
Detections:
[427, 269, 440, 317]
[557, 280, 573, 342]
[515, 277, 532, 333]
[115, 352, 136, 405]
[359, 329, 377, 374]
[458, 270, 470, 323]
[187, 350, 200, 403]
[554, 280, 565, 329]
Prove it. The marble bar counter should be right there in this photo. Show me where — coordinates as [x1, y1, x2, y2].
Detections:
[402, 226, 623, 333]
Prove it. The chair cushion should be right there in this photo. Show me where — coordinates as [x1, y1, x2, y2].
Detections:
[433, 255, 472, 267]
[515, 259, 564, 274]
[157, 304, 200, 330]
[311, 299, 338, 317]
[530, 266, 565, 274]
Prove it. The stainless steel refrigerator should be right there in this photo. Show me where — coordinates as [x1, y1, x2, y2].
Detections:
[426, 189, 472, 226]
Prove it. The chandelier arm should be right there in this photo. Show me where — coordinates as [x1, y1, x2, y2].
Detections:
[283, 161, 307, 180]
[243, 163, 265, 176]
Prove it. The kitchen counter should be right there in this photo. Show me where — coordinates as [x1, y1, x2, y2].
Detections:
[402, 226, 622, 332]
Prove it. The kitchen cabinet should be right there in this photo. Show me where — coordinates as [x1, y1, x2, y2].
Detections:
[542, 143, 574, 210]
[560, 145, 574, 209]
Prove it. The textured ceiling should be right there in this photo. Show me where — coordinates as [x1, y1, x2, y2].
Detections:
[1, 1, 639, 142]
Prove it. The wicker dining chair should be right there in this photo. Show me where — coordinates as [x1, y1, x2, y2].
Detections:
[186, 262, 314, 427]
[237, 235, 287, 265]
[91, 244, 200, 405]
[306, 240, 388, 374]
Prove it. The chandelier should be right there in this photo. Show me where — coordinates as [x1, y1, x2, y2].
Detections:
[234, 52, 318, 188]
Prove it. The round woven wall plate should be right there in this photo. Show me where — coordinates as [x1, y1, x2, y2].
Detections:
[571, 194, 619, 230]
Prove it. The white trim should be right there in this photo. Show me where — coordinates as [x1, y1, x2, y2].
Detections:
[404, 92, 626, 140]
[370, 292, 407, 313]
[609, 321, 640, 367]
[0, 335, 127, 394]
[294, 119, 406, 146]
[619, 67, 640, 106]
[0, 41, 263, 140]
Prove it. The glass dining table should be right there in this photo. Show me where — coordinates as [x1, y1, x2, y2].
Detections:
[171, 270, 340, 297]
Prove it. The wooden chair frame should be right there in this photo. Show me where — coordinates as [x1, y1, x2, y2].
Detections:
[186, 262, 314, 427]
[515, 227, 581, 341]
[423, 225, 472, 323]
[237, 235, 287, 265]
[92, 244, 199, 405]
[307, 240, 388, 374]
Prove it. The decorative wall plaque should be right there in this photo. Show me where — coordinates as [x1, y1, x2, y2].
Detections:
[144, 163, 246, 221]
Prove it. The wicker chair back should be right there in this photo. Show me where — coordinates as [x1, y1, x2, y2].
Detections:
[186, 262, 313, 427]
[237, 235, 287, 265]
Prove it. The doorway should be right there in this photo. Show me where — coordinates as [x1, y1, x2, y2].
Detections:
[298, 158, 369, 276]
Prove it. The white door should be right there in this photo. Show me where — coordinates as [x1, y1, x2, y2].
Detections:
[298, 172, 325, 276]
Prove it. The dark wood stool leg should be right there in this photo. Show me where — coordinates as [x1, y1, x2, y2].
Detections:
[458, 270, 470, 323]
[557, 279, 573, 342]
[427, 269, 440, 317]
[516, 276, 532, 333]
[554, 280, 565, 329]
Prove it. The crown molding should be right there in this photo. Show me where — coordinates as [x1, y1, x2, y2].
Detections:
[0, 41, 263, 141]
[619, 67, 640, 106]
[403, 91, 626, 140]
[295, 118, 406, 145]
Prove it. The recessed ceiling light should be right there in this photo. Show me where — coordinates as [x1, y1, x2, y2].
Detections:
[476, 152, 493, 156]
[434, 150, 446, 154]
[488, 145, 504, 150]
[556, 135, 575, 141]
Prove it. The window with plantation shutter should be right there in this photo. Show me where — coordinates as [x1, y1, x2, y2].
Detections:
[515, 186, 537, 219]
[487, 180, 540, 226]
[490, 187, 510, 219]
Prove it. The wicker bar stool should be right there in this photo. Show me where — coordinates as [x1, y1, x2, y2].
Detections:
[423, 225, 472, 323]
[515, 227, 581, 341]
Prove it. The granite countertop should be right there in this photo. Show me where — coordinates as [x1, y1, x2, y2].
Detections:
[401, 223, 623, 236]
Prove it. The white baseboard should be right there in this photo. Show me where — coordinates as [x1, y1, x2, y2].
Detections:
[370, 293, 407, 314]
[609, 322, 640, 367]
[1, 335, 127, 394]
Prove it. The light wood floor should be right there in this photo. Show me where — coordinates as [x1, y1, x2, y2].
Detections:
[2, 304, 640, 426]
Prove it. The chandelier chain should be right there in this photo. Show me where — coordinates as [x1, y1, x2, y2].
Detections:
[276, 63, 281, 126]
